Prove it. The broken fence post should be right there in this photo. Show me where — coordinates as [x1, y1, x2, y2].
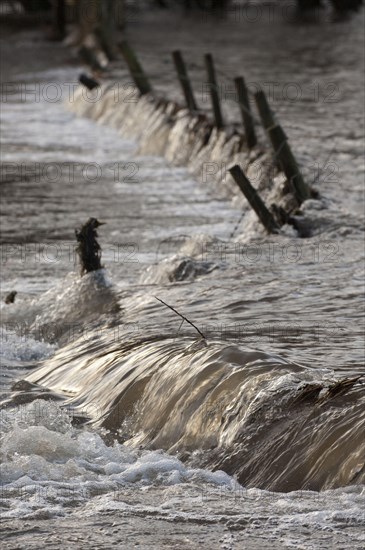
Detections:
[120, 41, 152, 96]
[79, 73, 100, 90]
[234, 76, 257, 148]
[204, 53, 223, 129]
[172, 50, 198, 113]
[229, 165, 280, 234]
[268, 125, 311, 204]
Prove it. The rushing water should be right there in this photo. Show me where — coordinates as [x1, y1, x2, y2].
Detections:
[1, 3, 364, 548]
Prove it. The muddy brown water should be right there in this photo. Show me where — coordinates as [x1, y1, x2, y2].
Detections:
[1, 3, 364, 549]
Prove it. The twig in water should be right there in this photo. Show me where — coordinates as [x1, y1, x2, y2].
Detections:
[154, 296, 206, 340]
[174, 318, 185, 340]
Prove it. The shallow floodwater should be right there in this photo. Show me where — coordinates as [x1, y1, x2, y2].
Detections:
[1, 3, 364, 549]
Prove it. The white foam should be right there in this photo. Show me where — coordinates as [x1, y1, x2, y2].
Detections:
[2, 399, 363, 546]
[0, 329, 54, 364]
[0, 400, 238, 518]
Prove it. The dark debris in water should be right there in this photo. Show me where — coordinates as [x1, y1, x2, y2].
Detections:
[4, 291, 17, 304]
[75, 218, 105, 276]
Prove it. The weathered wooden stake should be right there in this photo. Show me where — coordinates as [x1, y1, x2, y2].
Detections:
[268, 125, 310, 204]
[254, 90, 277, 133]
[172, 50, 197, 113]
[120, 41, 152, 96]
[254, 90, 309, 203]
[55, 0, 66, 40]
[229, 165, 280, 234]
[97, 0, 118, 61]
[204, 53, 223, 129]
[234, 76, 256, 148]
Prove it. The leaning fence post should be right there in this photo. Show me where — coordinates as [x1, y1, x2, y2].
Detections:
[172, 50, 198, 113]
[254, 90, 277, 133]
[234, 76, 256, 148]
[204, 53, 223, 129]
[120, 41, 152, 96]
[268, 125, 310, 204]
[229, 165, 280, 234]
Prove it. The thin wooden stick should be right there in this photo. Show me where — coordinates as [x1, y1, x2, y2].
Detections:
[154, 296, 206, 340]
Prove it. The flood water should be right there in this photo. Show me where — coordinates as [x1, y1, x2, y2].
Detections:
[1, 3, 364, 549]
